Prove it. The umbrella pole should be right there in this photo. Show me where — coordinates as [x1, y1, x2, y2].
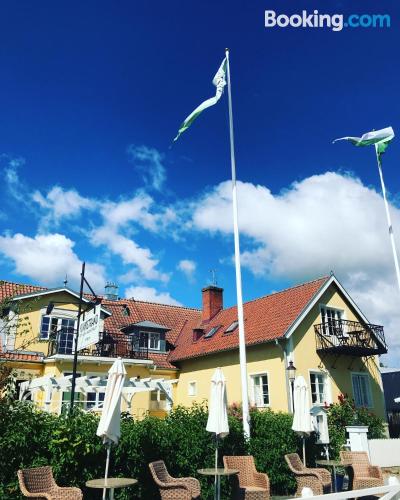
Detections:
[302, 437, 306, 467]
[215, 436, 218, 500]
[103, 443, 111, 500]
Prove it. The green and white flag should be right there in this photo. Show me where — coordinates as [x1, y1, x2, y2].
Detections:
[333, 126, 395, 159]
[174, 58, 227, 142]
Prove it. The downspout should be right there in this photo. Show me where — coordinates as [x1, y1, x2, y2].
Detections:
[275, 338, 292, 413]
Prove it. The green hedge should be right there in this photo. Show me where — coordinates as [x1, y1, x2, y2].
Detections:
[0, 398, 385, 499]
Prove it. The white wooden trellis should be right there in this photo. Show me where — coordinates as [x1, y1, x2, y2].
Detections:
[19, 374, 178, 413]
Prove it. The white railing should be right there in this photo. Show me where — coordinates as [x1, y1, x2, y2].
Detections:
[369, 438, 400, 467]
[289, 484, 400, 500]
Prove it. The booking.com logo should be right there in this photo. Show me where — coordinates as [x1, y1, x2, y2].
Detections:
[264, 10, 391, 31]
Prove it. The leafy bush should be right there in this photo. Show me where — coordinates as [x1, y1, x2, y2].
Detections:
[1, 396, 384, 499]
[250, 409, 299, 494]
[327, 394, 386, 459]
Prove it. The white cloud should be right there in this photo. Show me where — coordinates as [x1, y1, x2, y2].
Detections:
[0, 232, 107, 292]
[127, 145, 166, 191]
[190, 172, 400, 363]
[177, 259, 196, 281]
[32, 186, 96, 227]
[100, 192, 159, 232]
[3, 157, 28, 204]
[192, 173, 397, 280]
[124, 285, 182, 306]
[90, 191, 170, 283]
[91, 226, 169, 282]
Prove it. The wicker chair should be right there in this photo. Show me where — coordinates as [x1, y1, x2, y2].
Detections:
[340, 451, 384, 490]
[223, 455, 270, 500]
[149, 460, 201, 499]
[285, 453, 331, 496]
[17, 466, 82, 499]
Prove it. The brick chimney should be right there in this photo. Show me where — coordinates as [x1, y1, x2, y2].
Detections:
[202, 286, 223, 323]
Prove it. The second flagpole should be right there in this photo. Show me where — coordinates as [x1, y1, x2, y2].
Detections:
[225, 48, 251, 438]
[374, 145, 400, 295]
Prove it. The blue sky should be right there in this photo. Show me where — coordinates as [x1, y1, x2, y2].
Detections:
[1, 0, 400, 362]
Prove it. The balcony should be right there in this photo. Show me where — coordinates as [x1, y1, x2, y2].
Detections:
[314, 319, 387, 357]
[47, 329, 149, 359]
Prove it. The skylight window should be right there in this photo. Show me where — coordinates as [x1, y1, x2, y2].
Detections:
[225, 320, 239, 334]
[204, 325, 221, 339]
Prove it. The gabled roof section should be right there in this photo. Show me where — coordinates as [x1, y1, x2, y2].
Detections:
[283, 274, 369, 339]
[1, 283, 112, 316]
[169, 276, 331, 362]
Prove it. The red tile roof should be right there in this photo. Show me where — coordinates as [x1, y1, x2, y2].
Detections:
[0, 276, 330, 367]
[101, 298, 200, 369]
[0, 351, 43, 362]
[0, 280, 47, 301]
[169, 276, 330, 362]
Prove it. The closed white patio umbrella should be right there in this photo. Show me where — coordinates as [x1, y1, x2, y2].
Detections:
[206, 367, 229, 500]
[96, 357, 126, 499]
[291, 375, 314, 466]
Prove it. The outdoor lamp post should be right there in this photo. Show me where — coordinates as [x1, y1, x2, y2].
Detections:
[287, 360, 297, 412]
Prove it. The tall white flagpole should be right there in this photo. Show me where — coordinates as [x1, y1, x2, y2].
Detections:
[225, 48, 250, 438]
[374, 145, 400, 294]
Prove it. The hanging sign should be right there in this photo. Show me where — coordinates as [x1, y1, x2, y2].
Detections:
[77, 305, 101, 351]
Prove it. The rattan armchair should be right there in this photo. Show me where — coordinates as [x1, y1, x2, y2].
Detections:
[149, 460, 201, 499]
[17, 466, 82, 499]
[285, 453, 331, 496]
[340, 451, 384, 490]
[223, 455, 270, 500]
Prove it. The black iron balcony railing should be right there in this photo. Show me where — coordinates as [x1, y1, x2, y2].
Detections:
[47, 329, 149, 360]
[314, 319, 387, 356]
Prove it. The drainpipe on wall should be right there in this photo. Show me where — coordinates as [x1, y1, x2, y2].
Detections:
[275, 338, 293, 413]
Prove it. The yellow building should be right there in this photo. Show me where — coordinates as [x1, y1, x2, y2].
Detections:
[0, 275, 388, 420]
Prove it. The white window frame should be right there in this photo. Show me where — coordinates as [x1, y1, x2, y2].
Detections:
[319, 304, 347, 339]
[188, 381, 197, 397]
[351, 372, 373, 408]
[148, 332, 161, 350]
[39, 308, 77, 340]
[249, 372, 270, 408]
[138, 330, 161, 351]
[309, 370, 331, 406]
[150, 389, 167, 410]
[85, 373, 105, 411]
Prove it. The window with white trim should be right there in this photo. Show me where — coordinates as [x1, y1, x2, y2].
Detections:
[352, 373, 372, 408]
[320, 306, 343, 336]
[250, 374, 269, 407]
[148, 332, 160, 350]
[40, 315, 76, 341]
[310, 372, 327, 405]
[86, 391, 105, 410]
[150, 389, 167, 410]
[188, 381, 197, 396]
[85, 375, 105, 410]
[138, 331, 161, 350]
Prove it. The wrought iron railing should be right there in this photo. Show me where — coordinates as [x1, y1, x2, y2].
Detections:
[314, 319, 387, 355]
[47, 329, 149, 359]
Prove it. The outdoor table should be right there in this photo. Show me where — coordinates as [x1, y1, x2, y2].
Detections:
[316, 459, 350, 492]
[198, 468, 239, 500]
[86, 477, 137, 499]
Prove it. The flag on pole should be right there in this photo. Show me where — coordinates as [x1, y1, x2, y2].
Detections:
[174, 58, 227, 142]
[333, 126, 395, 161]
